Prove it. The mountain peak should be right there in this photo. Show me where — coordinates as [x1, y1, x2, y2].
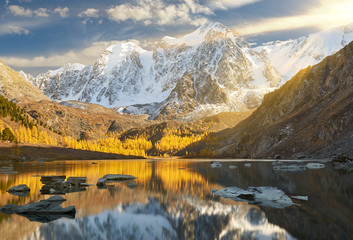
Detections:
[161, 22, 234, 47]
[106, 41, 146, 54]
[197, 22, 230, 34]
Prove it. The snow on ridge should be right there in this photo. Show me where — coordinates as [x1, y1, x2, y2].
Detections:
[256, 22, 353, 81]
[161, 21, 232, 47]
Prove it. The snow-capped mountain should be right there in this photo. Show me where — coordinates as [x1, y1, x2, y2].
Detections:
[24, 22, 353, 120]
[255, 23, 353, 81]
[24, 22, 280, 119]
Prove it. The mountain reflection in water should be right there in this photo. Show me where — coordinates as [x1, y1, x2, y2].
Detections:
[27, 198, 294, 240]
[0, 159, 352, 240]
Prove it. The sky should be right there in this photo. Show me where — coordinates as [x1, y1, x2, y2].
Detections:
[0, 0, 352, 75]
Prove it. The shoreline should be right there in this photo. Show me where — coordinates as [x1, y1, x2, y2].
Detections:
[0, 142, 145, 161]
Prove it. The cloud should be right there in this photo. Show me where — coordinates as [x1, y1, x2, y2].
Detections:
[54, 7, 69, 18]
[0, 25, 30, 35]
[78, 8, 100, 18]
[209, 0, 262, 10]
[0, 40, 144, 68]
[9, 5, 33, 17]
[107, 0, 212, 26]
[234, 0, 353, 36]
[34, 8, 49, 17]
[8, 5, 49, 17]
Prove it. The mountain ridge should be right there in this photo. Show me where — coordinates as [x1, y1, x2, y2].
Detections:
[21, 22, 353, 120]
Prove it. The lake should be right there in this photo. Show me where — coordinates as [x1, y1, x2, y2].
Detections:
[0, 159, 352, 240]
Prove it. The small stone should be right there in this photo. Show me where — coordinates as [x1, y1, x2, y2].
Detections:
[7, 184, 30, 192]
[244, 163, 252, 167]
[229, 165, 237, 169]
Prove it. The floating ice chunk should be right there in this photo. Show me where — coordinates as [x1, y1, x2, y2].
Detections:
[306, 163, 325, 169]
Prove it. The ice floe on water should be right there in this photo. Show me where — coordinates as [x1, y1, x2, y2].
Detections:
[213, 186, 293, 209]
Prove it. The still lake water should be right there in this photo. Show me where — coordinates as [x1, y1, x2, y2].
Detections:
[0, 159, 352, 240]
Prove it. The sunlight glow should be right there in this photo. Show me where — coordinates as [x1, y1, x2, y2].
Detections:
[235, 0, 353, 35]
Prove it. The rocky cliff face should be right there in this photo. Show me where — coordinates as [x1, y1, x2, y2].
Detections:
[0, 61, 49, 102]
[210, 41, 353, 159]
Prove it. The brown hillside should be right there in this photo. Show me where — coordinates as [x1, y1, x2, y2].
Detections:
[0, 61, 49, 102]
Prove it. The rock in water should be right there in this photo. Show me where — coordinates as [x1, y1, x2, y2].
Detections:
[213, 186, 293, 209]
[244, 163, 252, 167]
[67, 177, 87, 186]
[291, 195, 309, 201]
[7, 184, 30, 192]
[306, 163, 325, 169]
[103, 174, 137, 181]
[7, 184, 30, 196]
[96, 174, 137, 187]
[0, 196, 75, 223]
[40, 175, 66, 184]
[0, 166, 18, 175]
[96, 178, 107, 187]
[229, 165, 237, 169]
[273, 164, 306, 173]
[210, 162, 222, 168]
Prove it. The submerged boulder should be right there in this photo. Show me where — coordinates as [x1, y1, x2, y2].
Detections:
[0, 195, 75, 223]
[213, 186, 293, 209]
